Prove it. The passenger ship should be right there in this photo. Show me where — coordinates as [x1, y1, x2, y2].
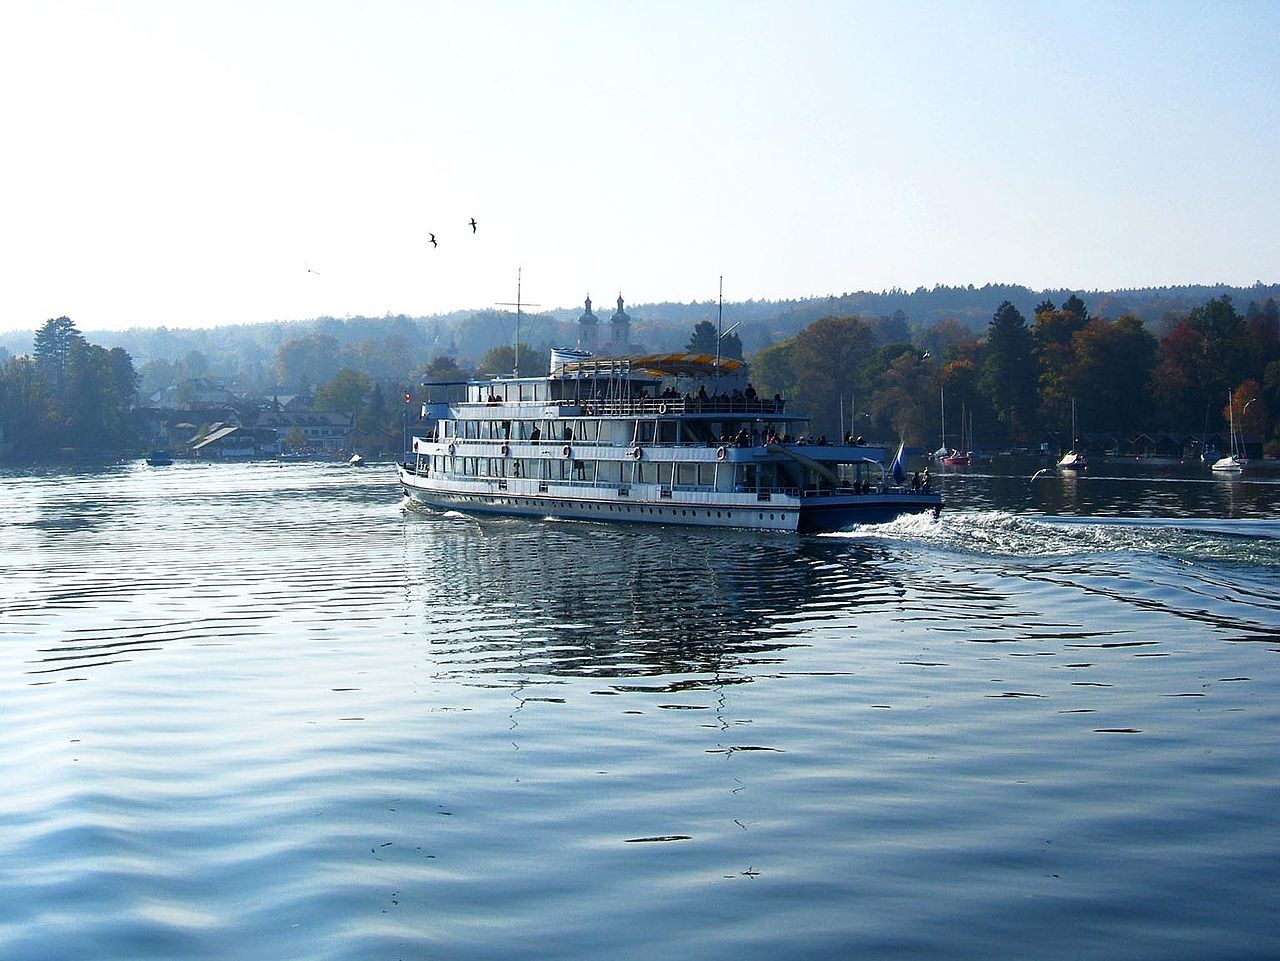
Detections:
[397, 349, 942, 533]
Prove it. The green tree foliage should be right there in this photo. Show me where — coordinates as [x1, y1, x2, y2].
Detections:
[477, 345, 517, 376]
[33, 316, 86, 392]
[979, 301, 1037, 440]
[0, 319, 138, 452]
[275, 333, 340, 390]
[358, 383, 390, 433]
[749, 340, 796, 402]
[1069, 316, 1157, 434]
[1061, 294, 1089, 322]
[869, 350, 934, 445]
[315, 368, 372, 414]
[0, 356, 51, 448]
[918, 317, 975, 363]
[1245, 298, 1280, 375]
[685, 320, 742, 359]
[788, 316, 875, 438]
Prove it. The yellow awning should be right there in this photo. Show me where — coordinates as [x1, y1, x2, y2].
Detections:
[557, 352, 745, 379]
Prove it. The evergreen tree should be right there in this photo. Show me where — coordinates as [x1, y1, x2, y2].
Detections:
[979, 301, 1036, 441]
[32, 316, 86, 393]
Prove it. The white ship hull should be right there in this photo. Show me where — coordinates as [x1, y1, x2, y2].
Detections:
[398, 464, 939, 533]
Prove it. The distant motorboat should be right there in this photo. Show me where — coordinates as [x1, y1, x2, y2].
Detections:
[145, 449, 174, 466]
[348, 453, 366, 467]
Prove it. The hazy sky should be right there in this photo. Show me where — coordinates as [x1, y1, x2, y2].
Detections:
[1, 0, 1276, 334]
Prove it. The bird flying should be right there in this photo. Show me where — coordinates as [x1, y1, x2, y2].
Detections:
[469, 218, 477, 233]
[429, 233, 437, 248]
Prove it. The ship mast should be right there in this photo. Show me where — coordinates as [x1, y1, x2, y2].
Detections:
[496, 267, 539, 377]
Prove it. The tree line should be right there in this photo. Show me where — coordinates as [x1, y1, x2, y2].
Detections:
[2, 293, 1278, 459]
[749, 294, 1280, 455]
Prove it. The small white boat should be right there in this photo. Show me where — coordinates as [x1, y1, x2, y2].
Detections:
[348, 453, 366, 467]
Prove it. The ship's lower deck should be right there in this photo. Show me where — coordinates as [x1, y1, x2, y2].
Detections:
[397, 466, 941, 533]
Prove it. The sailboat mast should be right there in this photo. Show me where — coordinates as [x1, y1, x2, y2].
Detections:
[940, 386, 946, 452]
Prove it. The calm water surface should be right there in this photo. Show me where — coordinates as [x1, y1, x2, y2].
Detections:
[2, 459, 1278, 960]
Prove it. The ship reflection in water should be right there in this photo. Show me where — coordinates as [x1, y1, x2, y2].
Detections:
[400, 511, 904, 689]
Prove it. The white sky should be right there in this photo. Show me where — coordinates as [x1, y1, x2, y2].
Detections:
[1, 0, 1276, 333]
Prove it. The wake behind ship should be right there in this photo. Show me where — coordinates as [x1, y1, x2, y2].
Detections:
[397, 349, 942, 532]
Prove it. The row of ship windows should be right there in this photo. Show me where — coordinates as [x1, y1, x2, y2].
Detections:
[463, 497, 789, 523]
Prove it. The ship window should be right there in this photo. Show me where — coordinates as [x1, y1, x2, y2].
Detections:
[635, 422, 655, 443]
[698, 464, 716, 486]
[657, 421, 677, 444]
[677, 464, 697, 486]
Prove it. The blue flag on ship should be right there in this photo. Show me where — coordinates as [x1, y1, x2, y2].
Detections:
[890, 442, 906, 483]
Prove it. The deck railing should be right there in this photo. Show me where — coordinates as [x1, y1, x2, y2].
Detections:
[458, 397, 785, 417]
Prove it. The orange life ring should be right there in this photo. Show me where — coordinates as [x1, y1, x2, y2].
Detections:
[716, 446, 727, 461]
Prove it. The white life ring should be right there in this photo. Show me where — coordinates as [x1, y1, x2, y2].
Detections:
[500, 443, 510, 457]
[716, 446, 727, 461]
[448, 442, 456, 457]
[629, 446, 642, 459]
[658, 402, 668, 415]
[562, 445, 572, 459]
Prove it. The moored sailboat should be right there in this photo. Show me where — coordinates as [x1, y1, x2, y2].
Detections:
[1057, 398, 1086, 471]
[1210, 391, 1245, 473]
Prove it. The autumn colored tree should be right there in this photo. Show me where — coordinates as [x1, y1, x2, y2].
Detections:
[1228, 381, 1266, 448]
[1034, 302, 1090, 421]
[1154, 296, 1249, 430]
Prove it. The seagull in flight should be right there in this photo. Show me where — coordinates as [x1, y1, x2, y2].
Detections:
[306, 263, 320, 276]
[469, 218, 477, 233]
[428, 233, 437, 248]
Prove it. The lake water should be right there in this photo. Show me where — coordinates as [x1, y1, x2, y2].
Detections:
[2, 459, 1279, 960]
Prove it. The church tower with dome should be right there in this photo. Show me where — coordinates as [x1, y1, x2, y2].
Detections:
[577, 295, 599, 351]
[609, 293, 630, 353]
